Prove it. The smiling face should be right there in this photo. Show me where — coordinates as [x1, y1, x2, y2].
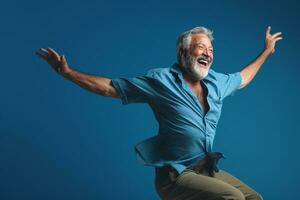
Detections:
[181, 33, 214, 81]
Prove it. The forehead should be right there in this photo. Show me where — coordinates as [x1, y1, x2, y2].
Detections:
[190, 33, 213, 47]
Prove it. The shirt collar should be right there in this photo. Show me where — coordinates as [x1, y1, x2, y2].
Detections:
[170, 63, 183, 75]
[170, 63, 184, 84]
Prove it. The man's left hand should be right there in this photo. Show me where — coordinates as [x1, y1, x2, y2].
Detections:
[265, 26, 283, 54]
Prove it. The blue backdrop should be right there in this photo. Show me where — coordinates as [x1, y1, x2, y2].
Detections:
[1, 0, 299, 199]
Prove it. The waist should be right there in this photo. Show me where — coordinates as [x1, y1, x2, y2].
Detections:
[156, 156, 208, 174]
[156, 152, 225, 176]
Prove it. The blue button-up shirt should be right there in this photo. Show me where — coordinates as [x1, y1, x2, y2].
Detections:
[111, 64, 242, 173]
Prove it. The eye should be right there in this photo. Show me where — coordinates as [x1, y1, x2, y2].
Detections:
[197, 45, 205, 50]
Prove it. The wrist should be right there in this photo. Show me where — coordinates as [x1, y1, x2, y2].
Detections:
[263, 48, 273, 56]
[61, 67, 73, 79]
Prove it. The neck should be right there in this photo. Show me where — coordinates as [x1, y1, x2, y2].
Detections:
[183, 71, 201, 88]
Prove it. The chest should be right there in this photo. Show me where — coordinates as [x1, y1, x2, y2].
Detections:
[190, 83, 209, 114]
[151, 76, 223, 124]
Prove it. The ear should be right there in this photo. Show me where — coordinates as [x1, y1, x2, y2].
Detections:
[178, 48, 188, 66]
[178, 48, 184, 66]
[179, 48, 187, 61]
[179, 48, 184, 57]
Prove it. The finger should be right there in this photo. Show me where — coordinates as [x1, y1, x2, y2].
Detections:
[35, 51, 49, 61]
[60, 55, 67, 64]
[47, 48, 60, 59]
[272, 32, 282, 39]
[266, 26, 271, 36]
[274, 37, 283, 42]
[36, 49, 49, 57]
[40, 48, 50, 55]
[47, 48, 61, 60]
[37, 48, 51, 58]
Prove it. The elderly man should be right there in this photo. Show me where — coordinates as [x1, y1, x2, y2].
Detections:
[36, 26, 282, 200]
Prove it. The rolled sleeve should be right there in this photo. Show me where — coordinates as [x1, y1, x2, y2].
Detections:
[111, 75, 156, 105]
[217, 71, 242, 100]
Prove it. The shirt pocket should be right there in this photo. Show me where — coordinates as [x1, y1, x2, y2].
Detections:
[206, 96, 223, 125]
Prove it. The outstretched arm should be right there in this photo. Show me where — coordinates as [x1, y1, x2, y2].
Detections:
[239, 26, 283, 89]
[35, 48, 119, 98]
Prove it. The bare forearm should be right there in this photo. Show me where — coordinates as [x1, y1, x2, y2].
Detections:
[239, 26, 283, 89]
[62, 68, 118, 97]
[35, 48, 119, 97]
[240, 49, 271, 88]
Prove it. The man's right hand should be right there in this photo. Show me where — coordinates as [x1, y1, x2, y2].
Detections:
[36, 47, 119, 98]
[35, 48, 72, 76]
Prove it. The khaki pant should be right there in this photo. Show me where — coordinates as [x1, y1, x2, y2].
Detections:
[155, 167, 263, 200]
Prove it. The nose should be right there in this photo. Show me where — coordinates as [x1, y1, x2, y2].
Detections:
[202, 48, 209, 56]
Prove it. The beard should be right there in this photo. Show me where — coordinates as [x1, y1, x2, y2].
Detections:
[182, 53, 212, 81]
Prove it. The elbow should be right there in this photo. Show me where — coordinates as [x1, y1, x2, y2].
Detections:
[239, 72, 251, 89]
[98, 87, 114, 97]
[102, 84, 119, 98]
[95, 79, 119, 98]
[239, 82, 247, 89]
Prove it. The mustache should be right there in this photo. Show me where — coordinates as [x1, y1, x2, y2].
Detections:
[196, 55, 211, 63]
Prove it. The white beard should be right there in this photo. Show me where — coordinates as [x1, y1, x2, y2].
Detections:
[183, 53, 211, 81]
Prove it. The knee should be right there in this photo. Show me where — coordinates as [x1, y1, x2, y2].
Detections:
[258, 194, 263, 200]
[247, 192, 263, 200]
[257, 193, 263, 200]
[219, 189, 245, 200]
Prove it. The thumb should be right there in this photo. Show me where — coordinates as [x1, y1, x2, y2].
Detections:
[60, 55, 67, 64]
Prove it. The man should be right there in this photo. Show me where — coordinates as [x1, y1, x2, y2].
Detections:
[36, 26, 282, 200]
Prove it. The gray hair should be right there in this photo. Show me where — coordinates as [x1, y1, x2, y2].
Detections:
[176, 26, 214, 63]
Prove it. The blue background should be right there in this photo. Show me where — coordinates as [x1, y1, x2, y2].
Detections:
[1, 0, 299, 199]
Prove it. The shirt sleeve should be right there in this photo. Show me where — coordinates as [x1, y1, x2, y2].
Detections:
[216, 71, 242, 100]
[111, 72, 157, 105]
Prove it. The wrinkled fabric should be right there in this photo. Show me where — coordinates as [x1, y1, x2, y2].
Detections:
[111, 63, 242, 173]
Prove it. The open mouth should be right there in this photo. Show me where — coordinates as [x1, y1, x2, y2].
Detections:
[197, 58, 209, 67]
